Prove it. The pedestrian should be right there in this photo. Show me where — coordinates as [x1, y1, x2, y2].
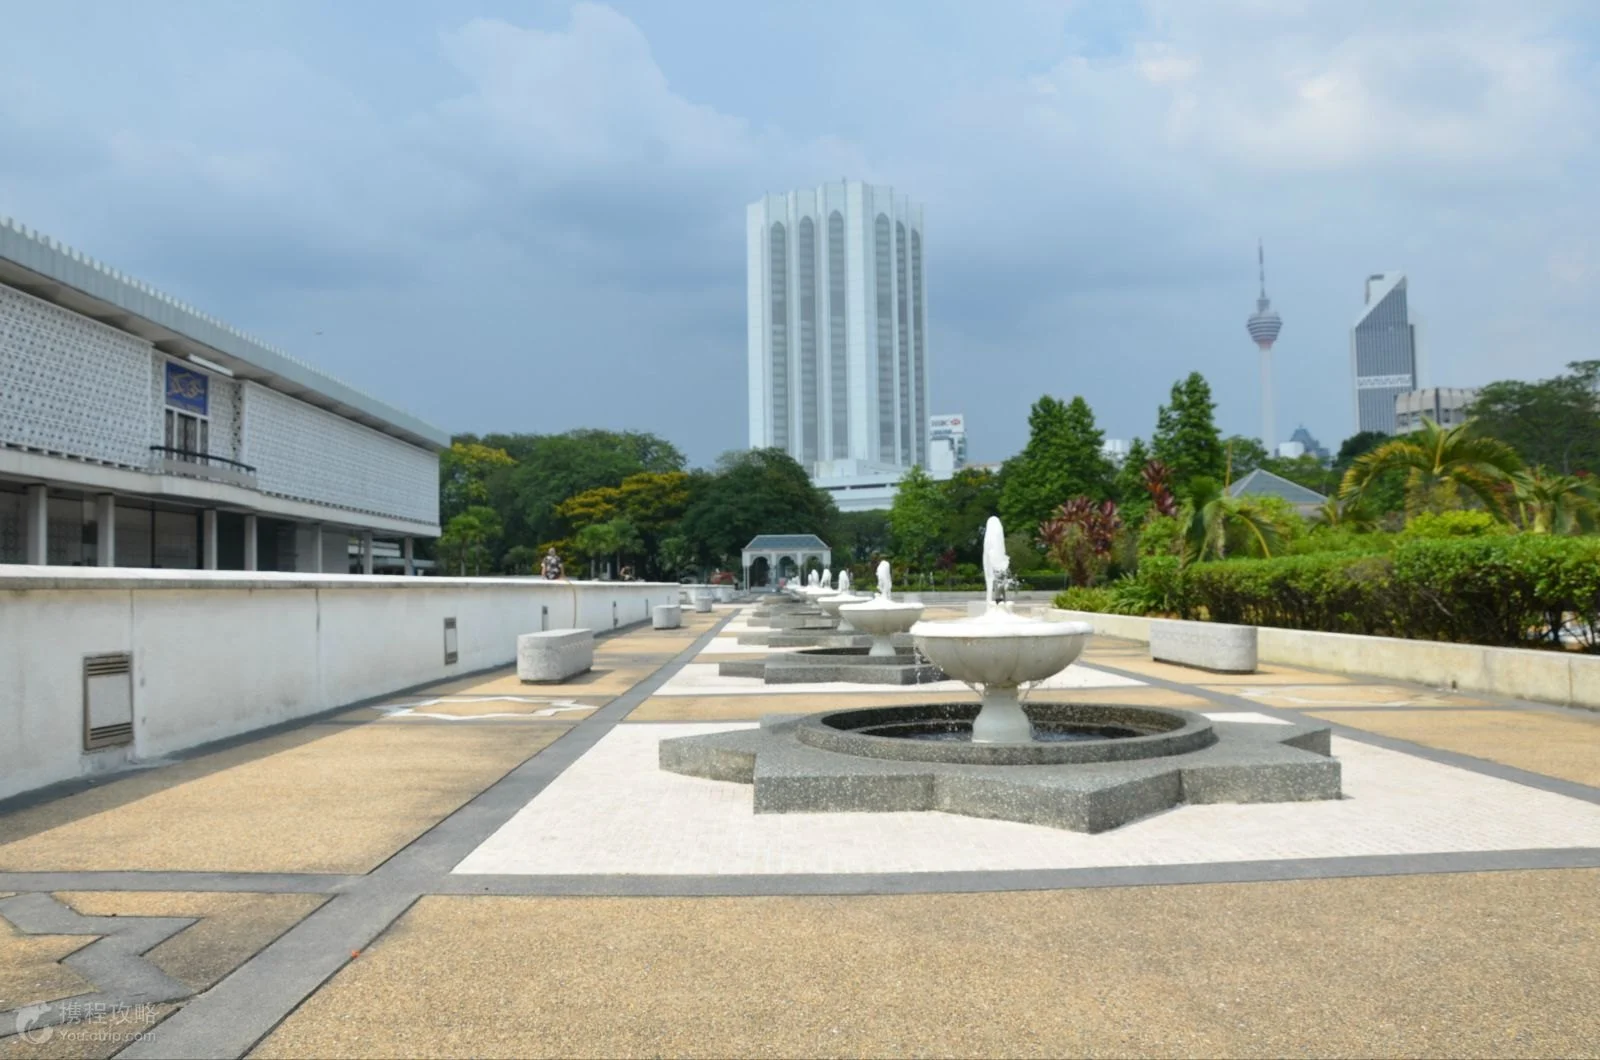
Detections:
[541, 548, 564, 580]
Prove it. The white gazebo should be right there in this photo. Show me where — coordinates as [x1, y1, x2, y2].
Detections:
[741, 534, 832, 590]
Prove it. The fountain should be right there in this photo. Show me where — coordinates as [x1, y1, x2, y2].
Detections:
[726, 561, 941, 685]
[838, 561, 925, 657]
[909, 517, 1090, 742]
[665, 516, 1342, 832]
[816, 570, 867, 632]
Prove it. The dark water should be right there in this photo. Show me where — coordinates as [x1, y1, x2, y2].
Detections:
[858, 722, 1142, 743]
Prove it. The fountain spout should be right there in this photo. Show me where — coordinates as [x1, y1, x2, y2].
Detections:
[875, 559, 892, 599]
[982, 516, 1009, 610]
[838, 570, 851, 594]
[822, 568, 832, 590]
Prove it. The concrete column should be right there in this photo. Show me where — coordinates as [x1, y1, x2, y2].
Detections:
[24, 484, 47, 565]
[243, 514, 258, 571]
[95, 494, 116, 567]
[360, 532, 374, 575]
[403, 536, 414, 576]
[311, 525, 324, 573]
[203, 510, 218, 570]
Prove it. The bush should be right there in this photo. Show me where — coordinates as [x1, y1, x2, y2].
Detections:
[1132, 555, 1189, 616]
[1054, 586, 1118, 613]
[1400, 510, 1510, 539]
[1134, 535, 1600, 650]
[1288, 529, 1395, 556]
[1138, 515, 1186, 558]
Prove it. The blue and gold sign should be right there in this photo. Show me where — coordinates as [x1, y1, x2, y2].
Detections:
[165, 362, 209, 415]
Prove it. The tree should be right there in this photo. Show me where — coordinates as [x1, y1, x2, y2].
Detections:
[572, 522, 620, 579]
[1038, 498, 1123, 587]
[490, 429, 685, 550]
[999, 395, 1114, 532]
[1334, 431, 1389, 469]
[1260, 453, 1340, 496]
[940, 467, 1003, 563]
[1469, 361, 1600, 474]
[888, 466, 944, 574]
[1141, 460, 1180, 518]
[501, 545, 539, 575]
[834, 510, 892, 568]
[1222, 435, 1269, 481]
[677, 448, 837, 567]
[1152, 373, 1225, 488]
[1340, 418, 1523, 519]
[1111, 438, 1151, 521]
[1312, 496, 1379, 533]
[554, 485, 622, 533]
[436, 506, 502, 576]
[439, 442, 515, 525]
[1182, 478, 1281, 562]
[1513, 469, 1600, 535]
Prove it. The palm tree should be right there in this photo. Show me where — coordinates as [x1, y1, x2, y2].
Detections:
[1514, 468, 1600, 534]
[1183, 478, 1282, 562]
[1339, 417, 1522, 519]
[1312, 496, 1379, 533]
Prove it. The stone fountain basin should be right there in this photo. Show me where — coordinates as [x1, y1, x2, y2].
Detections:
[910, 613, 1091, 688]
[796, 703, 1216, 764]
[816, 592, 870, 617]
[838, 599, 924, 638]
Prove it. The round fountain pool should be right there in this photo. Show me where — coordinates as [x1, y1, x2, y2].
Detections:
[795, 703, 1216, 765]
[855, 720, 1143, 743]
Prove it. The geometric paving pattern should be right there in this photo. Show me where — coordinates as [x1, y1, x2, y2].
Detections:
[2, 603, 1598, 1058]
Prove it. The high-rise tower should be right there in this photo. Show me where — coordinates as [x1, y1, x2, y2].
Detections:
[747, 181, 928, 485]
[1351, 273, 1417, 435]
[1245, 241, 1283, 448]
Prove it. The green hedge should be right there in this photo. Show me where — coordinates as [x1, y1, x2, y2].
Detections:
[1059, 536, 1600, 652]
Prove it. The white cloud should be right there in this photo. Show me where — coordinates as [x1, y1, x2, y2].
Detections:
[0, 0, 1593, 462]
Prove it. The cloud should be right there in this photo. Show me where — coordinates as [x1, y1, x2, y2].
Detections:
[0, 0, 1594, 465]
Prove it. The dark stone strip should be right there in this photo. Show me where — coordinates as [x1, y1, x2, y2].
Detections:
[0, 871, 359, 894]
[434, 847, 1600, 897]
[0, 893, 195, 1036]
[119, 613, 735, 1060]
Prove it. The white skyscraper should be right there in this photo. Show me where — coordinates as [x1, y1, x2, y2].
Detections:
[747, 181, 929, 496]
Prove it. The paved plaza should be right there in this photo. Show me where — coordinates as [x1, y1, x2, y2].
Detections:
[2, 604, 1599, 1057]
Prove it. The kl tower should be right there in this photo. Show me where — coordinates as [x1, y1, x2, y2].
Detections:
[1246, 240, 1283, 450]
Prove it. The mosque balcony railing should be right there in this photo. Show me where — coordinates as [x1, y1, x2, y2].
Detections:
[147, 446, 258, 490]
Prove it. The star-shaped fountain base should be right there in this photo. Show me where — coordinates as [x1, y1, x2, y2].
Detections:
[659, 706, 1340, 834]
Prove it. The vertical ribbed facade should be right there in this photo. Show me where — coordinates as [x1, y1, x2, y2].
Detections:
[1350, 273, 1417, 435]
[747, 181, 928, 480]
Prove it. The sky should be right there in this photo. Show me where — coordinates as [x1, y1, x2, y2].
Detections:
[2, 0, 1596, 466]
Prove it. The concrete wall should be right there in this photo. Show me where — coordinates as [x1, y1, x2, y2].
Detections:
[0, 567, 681, 802]
[1049, 609, 1600, 712]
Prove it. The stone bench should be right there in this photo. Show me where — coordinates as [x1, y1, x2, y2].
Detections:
[693, 591, 713, 613]
[517, 629, 594, 683]
[652, 604, 682, 630]
[1150, 619, 1257, 674]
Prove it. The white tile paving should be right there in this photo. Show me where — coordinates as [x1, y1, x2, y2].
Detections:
[453, 720, 1600, 876]
[653, 662, 1145, 697]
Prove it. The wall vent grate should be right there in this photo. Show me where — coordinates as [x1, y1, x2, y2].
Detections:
[83, 652, 134, 750]
[443, 617, 458, 665]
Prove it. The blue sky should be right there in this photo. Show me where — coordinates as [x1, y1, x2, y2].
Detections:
[3, 0, 1596, 465]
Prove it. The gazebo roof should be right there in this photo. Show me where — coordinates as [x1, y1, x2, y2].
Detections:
[1226, 468, 1327, 505]
[743, 534, 830, 552]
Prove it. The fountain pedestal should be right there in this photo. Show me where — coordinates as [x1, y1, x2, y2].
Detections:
[971, 685, 1030, 743]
